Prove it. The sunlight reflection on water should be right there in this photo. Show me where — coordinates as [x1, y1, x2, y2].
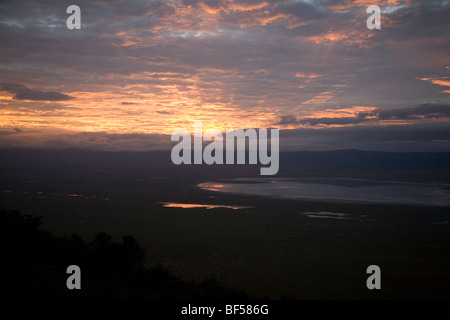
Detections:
[159, 202, 252, 210]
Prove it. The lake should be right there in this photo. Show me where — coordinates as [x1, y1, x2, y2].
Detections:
[198, 178, 450, 206]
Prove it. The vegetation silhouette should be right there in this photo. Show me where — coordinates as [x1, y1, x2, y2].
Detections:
[0, 208, 251, 300]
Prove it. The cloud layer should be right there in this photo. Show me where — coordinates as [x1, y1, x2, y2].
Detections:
[0, 83, 74, 101]
[277, 103, 450, 126]
[0, 0, 449, 151]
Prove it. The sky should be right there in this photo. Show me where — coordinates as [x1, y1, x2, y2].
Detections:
[0, 0, 449, 151]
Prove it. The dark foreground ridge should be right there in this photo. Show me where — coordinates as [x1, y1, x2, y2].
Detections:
[0, 208, 251, 300]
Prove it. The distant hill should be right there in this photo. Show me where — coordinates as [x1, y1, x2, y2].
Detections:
[280, 149, 450, 172]
[0, 148, 449, 174]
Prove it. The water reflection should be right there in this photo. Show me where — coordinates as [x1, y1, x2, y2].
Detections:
[198, 178, 450, 206]
[159, 202, 252, 210]
[300, 211, 350, 219]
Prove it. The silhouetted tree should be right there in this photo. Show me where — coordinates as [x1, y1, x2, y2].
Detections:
[0, 208, 250, 300]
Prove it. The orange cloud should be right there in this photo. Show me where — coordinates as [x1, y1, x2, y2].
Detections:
[310, 106, 377, 118]
[300, 28, 373, 46]
[301, 91, 336, 106]
[328, 0, 411, 11]
[1, 79, 280, 137]
[419, 77, 450, 87]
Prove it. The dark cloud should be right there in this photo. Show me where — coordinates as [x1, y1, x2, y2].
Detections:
[303, 117, 369, 126]
[0, 83, 73, 101]
[275, 0, 326, 22]
[279, 123, 450, 152]
[376, 103, 450, 120]
[278, 103, 450, 126]
[156, 110, 173, 115]
[0, 128, 40, 136]
[277, 115, 369, 126]
[278, 115, 298, 125]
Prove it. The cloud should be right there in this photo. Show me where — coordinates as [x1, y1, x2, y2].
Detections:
[1, 123, 448, 152]
[156, 110, 174, 115]
[277, 103, 450, 127]
[0, 83, 74, 101]
[302, 117, 369, 126]
[376, 103, 450, 120]
[0, 128, 41, 136]
[0, 130, 170, 151]
[278, 115, 299, 125]
[418, 77, 450, 87]
[279, 122, 450, 152]
[0, 0, 449, 151]
[277, 115, 370, 126]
